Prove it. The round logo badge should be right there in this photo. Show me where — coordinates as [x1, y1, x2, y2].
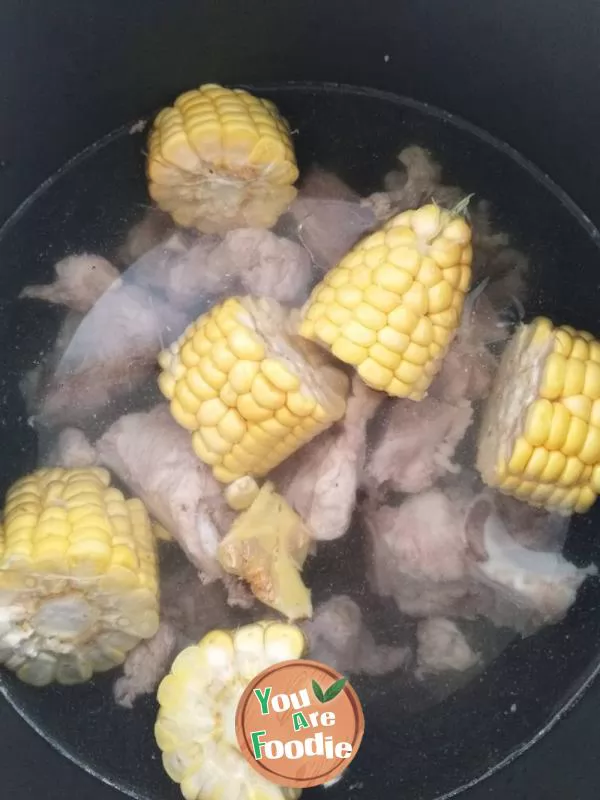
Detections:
[236, 659, 365, 789]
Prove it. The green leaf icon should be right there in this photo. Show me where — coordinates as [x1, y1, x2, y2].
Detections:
[312, 679, 325, 703]
[312, 676, 348, 703]
[323, 677, 347, 702]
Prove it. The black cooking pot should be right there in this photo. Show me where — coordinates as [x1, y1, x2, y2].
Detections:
[2, 2, 600, 799]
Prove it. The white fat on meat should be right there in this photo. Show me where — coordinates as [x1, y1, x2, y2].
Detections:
[366, 487, 595, 633]
[465, 497, 597, 631]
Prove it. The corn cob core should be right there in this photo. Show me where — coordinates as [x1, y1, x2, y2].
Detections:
[147, 84, 299, 234]
[155, 620, 305, 800]
[0, 468, 159, 686]
[477, 316, 600, 514]
[300, 203, 473, 399]
[158, 296, 349, 484]
[219, 482, 312, 620]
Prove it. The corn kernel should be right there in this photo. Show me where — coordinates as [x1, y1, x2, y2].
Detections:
[374, 263, 413, 294]
[584, 361, 600, 399]
[563, 416, 588, 456]
[563, 359, 586, 396]
[358, 359, 393, 389]
[508, 438, 534, 473]
[546, 402, 571, 450]
[540, 352, 567, 400]
[542, 451, 567, 482]
[370, 343, 401, 370]
[524, 399, 554, 447]
[524, 447, 550, 479]
[579, 425, 600, 465]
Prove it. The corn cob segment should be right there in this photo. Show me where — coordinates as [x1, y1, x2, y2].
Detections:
[0, 468, 159, 685]
[155, 620, 305, 800]
[158, 296, 349, 483]
[147, 83, 299, 234]
[478, 316, 600, 514]
[219, 482, 312, 620]
[300, 202, 473, 399]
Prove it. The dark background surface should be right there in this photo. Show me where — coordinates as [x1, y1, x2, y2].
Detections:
[1, 679, 599, 799]
[1, 0, 600, 797]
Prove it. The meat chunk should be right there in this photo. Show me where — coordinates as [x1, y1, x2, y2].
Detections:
[364, 145, 463, 222]
[465, 497, 596, 633]
[134, 228, 314, 309]
[20, 256, 188, 426]
[366, 489, 474, 617]
[20, 253, 121, 313]
[305, 596, 410, 676]
[116, 207, 176, 266]
[416, 617, 480, 677]
[364, 397, 474, 496]
[284, 168, 376, 272]
[96, 404, 234, 583]
[365, 487, 595, 634]
[273, 374, 384, 540]
[113, 553, 240, 707]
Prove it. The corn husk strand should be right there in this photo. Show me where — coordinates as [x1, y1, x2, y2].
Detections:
[273, 373, 384, 541]
[368, 149, 529, 311]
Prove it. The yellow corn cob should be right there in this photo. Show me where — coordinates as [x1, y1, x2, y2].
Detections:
[478, 316, 600, 514]
[0, 468, 159, 686]
[147, 83, 299, 234]
[155, 620, 305, 800]
[300, 202, 473, 399]
[158, 296, 349, 483]
[219, 482, 312, 620]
